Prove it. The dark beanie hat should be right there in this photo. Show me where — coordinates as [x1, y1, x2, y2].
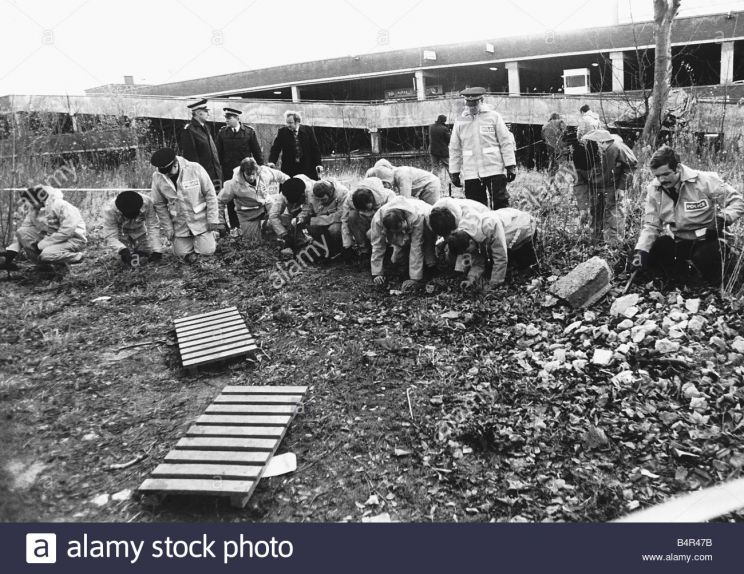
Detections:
[280, 177, 307, 203]
[115, 191, 144, 218]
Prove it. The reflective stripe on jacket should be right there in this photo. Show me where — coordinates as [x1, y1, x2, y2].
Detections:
[449, 104, 516, 179]
[635, 165, 744, 252]
[150, 157, 219, 238]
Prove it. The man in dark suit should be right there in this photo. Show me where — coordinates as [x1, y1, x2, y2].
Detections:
[268, 111, 322, 180]
[429, 114, 450, 178]
[216, 107, 264, 229]
[180, 99, 222, 188]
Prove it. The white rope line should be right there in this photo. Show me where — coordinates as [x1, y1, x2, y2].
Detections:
[0, 188, 151, 192]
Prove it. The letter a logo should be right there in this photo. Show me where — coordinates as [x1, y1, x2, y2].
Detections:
[26, 533, 57, 564]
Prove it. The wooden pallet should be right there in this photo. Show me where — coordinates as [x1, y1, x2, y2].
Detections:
[138, 385, 308, 508]
[174, 307, 256, 371]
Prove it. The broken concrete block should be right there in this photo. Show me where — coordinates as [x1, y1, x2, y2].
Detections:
[549, 257, 613, 308]
[655, 339, 680, 354]
[687, 315, 706, 333]
[591, 349, 614, 366]
[611, 294, 640, 317]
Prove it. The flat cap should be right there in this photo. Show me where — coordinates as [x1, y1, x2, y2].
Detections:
[187, 99, 208, 111]
[150, 147, 176, 169]
[460, 86, 486, 100]
[223, 107, 242, 116]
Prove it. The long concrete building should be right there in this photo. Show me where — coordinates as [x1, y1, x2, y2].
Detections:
[2, 8, 744, 164]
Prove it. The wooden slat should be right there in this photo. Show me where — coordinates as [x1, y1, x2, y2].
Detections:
[181, 338, 256, 361]
[182, 344, 257, 367]
[175, 436, 277, 450]
[205, 404, 297, 415]
[176, 317, 244, 336]
[174, 312, 242, 331]
[165, 450, 270, 464]
[174, 307, 238, 324]
[178, 325, 250, 345]
[151, 463, 263, 479]
[186, 425, 285, 438]
[221, 385, 308, 394]
[196, 414, 291, 426]
[212, 394, 303, 404]
[139, 477, 256, 495]
[180, 334, 255, 357]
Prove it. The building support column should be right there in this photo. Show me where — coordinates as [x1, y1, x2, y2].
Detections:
[610, 51, 625, 92]
[505, 62, 520, 96]
[721, 41, 735, 84]
[291, 85, 301, 103]
[415, 70, 426, 101]
[70, 113, 78, 132]
[369, 128, 380, 154]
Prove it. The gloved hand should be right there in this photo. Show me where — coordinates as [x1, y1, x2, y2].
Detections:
[373, 275, 386, 286]
[119, 248, 133, 265]
[460, 279, 475, 290]
[631, 249, 648, 271]
[1, 249, 19, 271]
[450, 172, 462, 188]
[401, 279, 421, 293]
[208, 222, 225, 233]
[506, 165, 517, 182]
[149, 252, 162, 263]
[341, 247, 355, 263]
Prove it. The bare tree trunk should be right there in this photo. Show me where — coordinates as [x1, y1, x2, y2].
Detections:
[641, 0, 681, 147]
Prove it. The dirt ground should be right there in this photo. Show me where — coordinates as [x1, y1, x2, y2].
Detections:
[1, 237, 743, 523]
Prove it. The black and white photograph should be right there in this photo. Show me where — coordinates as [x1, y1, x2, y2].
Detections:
[1, 0, 744, 569]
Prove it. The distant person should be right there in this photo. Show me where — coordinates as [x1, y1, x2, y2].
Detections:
[218, 157, 288, 243]
[1, 185, 86, 276]
[268, 111, 323, 180]
[341, 177, 396, 260]
[180, 99, 222, 189]
[150, 148, 222, 264]
[102, 190, 163, 266]
[429, 114, 450, 177]
[366, 159, 441, 205]
[216, 107, 264, 230]
[573, 129, 637, 245]
[541, 112, 567, 175]
[631, 145, 744, 285]
[449, 87, 517, 209]
[577, 104, 602, 140]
